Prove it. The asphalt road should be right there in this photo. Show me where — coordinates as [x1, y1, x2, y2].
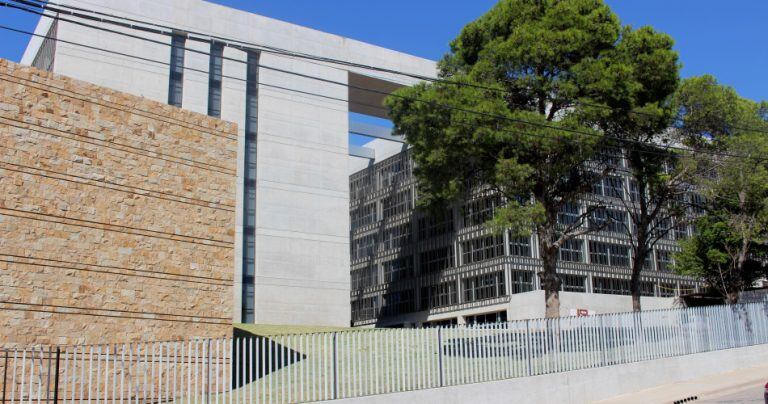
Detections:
[699, 383, 765, 403]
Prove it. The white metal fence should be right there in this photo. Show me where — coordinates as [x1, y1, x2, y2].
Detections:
[2, 302, 767, 403]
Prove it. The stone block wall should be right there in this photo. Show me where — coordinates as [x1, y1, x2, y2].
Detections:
[0, 59, 237, 345]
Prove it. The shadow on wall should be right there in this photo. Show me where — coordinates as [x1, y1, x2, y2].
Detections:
[231, 329, 304, 389]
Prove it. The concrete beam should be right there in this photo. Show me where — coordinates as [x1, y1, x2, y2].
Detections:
[349, 121, 404, 143]
[349, 145, 375, 159]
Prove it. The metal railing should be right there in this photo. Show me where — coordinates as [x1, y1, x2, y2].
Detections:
[2, 301, 767, 403]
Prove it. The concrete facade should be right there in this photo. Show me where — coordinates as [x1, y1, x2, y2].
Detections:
[0, 59, 236, 345]
[320, 344, 768, 404]
[21, 0, 437, 326]
[349, 147, 701, 327]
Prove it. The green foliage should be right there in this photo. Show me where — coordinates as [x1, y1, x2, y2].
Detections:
[387, 0, 628, 241]
[675, 89, 768, 302]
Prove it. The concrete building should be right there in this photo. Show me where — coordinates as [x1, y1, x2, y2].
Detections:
[21, 0, 437, 327]
[349, 144, 702, 327]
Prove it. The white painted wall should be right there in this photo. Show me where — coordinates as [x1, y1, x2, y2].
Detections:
[21, 0, 437, 326]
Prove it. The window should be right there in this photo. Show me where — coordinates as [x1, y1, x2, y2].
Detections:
[417, 209, 454, 240]
[593, 277, 631, 295]
[589, 207, 627, 233]
[352, 296, 378, 322]
[557, 203, 580, 227]
[420, 282, 458, 310]
[463, 271, 506, 302]
[656, 250, 674, 272]
[32, 18, 57, 72]
[378, 155, 411, 188]
[509, 235, 531, 257]
[463, 195, 502, 227]
[658, 283, 676, 297]
[381, 290, 415, 316]
[589, 241, 630, 267]
[382, 190, 412, 219]
[511, 270, 534, 293]
[382, 256, 414, 283]
[351, 234, 377, 260]
[601, 147, 623, 168]
[605, 176, 625, 199]
[562, 274, 586, 293]
[419, 246, 454, 274]
[168, 34, 186, 107]
[589, 241, 609, 265]
[350, 172, 373, 200]
[382, 223, 412, 250]
[351, 202, 377, 230]
[461, 235, 504, 264]
[465, 311, 507, 325]
[689, 193, 706, 215]
[593, 176, 624, 199]
[640, 281, 656, 297]
[559, 239, 583, 262]
[673, 222, 688, 240]
[351, 265, 378, 290]
[629, 180, 641, 202]
[207, 42, 224, 117]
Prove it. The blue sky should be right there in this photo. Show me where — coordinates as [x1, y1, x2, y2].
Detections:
[0, 0, 765, 145]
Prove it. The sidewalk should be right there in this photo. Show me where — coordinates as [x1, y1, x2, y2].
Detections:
[594, 364, 768, 403]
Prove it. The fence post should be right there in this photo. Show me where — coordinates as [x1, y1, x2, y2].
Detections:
[206, 339, 211, 404]
[599, 315, 607, 366]
[437, 328, 444, 387]
[332, 332, 338, 399]
[525, 319, 532, 376]
[2, 350, 7, 404]
[52, 348, 60, 404]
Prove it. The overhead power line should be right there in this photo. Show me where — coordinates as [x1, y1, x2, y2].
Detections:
[15, 0, 768, 137]
[1, 3, 766, 164]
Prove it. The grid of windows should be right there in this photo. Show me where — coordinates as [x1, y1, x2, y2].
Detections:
[588, 241, 630, 267]
[350, 173, 373, 200]
[629, 180, 641, 202]
[559, 239, 583, 262]
[462, 235, 504, 264]
[351, 234, 377, 260]
[465, 311, 508, 325]
[207, 42, 224, 117]
[381, 290, 415, 316]
[557, 203, 581, 227]
[378, 156, 411, 188]
[593, 277, 631, 295]
[463, 271, 506, 302]
[417, 210, 454, 240]
[382, 256, 414, 283]
[382, 223, 412, 250]
[352, 297, 378, 322]
[420, 282, 458, 310]
[168, 34, 186, 107]
[659, 283, 677, 297]
[656, 250, 674, 272]
[593, 176, 625, 199]
[562, 274, 586, 292]
[589, 207, 627, 233]
[351, 202, 377, 230]
[419, 246, 454, 274]
[509, 235, 531, 257]
[351, 265, 378, 290]
[382, 190, 412, 219]
[511, 270, 534, 294]
[463, 195, 502, 227]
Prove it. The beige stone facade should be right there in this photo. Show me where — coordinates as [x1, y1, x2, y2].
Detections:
[0, 59, 236, 345]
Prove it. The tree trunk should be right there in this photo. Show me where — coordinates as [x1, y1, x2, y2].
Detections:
[629, 243, 647, 312]
[538, 234, 561, 318]
[725, 291, 739, 304]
